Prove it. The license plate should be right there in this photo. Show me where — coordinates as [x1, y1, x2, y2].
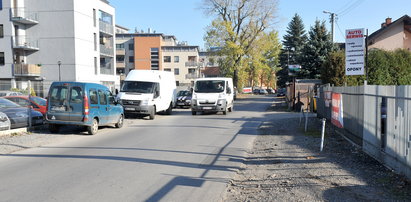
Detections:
[177, 103, 185, 105]
[51, 106, 66, 111]
[125, 107, 135, 111]
[203, 107, 212, 110]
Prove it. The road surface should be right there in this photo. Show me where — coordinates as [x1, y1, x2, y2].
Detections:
[0, 95, 274, 202]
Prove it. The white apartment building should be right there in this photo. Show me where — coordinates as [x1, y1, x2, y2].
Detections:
[0, 0, 118, 96]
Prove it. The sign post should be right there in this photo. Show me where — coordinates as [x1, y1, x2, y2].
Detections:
[345, 28, 365, 76]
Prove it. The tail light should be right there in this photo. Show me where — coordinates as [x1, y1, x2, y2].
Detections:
[84, 94, 89, 115]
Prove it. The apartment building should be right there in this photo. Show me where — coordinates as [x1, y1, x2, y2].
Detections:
[115, 31, 202, 87]
[0, 0, 118, 96]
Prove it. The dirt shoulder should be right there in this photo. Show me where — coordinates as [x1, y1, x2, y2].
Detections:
[221, 99, 411, 201]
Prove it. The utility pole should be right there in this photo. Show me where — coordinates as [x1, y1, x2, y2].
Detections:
[323, 11, 337, 43]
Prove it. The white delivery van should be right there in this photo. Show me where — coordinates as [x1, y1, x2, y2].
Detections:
[191, 77, 234, 115]
[118, 70, 177, 119]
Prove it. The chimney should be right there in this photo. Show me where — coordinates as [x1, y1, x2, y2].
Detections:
[381, 23, 386, 28]
[386, 17, 392, 25]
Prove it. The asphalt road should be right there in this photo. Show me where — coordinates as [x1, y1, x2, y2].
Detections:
[0, 95, 274, 202]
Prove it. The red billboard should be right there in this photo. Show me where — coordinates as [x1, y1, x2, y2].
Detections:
[331, 93, 344, 128]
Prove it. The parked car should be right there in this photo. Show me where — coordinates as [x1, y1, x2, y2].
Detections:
[4, 96, 47, 115]
[46, 82, 124, 135]
[253, 88, 260, 94]
[266, 88, 275, 94]
[0, 91, 23, 97]
[0, 112, 11, 131]
[277, 89, 286, 97]
[258, 89, 268, 95]
[0, 98, 44, 129]
[176, 90, 192, 108]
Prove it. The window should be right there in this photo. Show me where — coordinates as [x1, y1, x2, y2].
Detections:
[163, 56, 171, 63]
[99, 10, 113, 24]
[0, 24, 3, 38]
[98, 90, 107, 105]
[70, 87, 83, 103]
[129, 56, 134, 63]
[116, 43, 125, 49]
[94, 57, 97, 74]
[93, 33, 97, 51]
[128, 43, 134, 50]
[93, 9, 96, 27]
[0, 0, 2, 10]
[174, 56, 179, 63]
[164, 68, 171, 72]
[116, 55, 124, 62]
[176, 81, 179, 86]
[174, 68, 179, 75]
[89, 90, 98, 104]
[0, 52, 4, 66]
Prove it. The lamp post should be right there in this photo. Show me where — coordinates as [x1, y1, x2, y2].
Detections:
[57, 61, 61, 81]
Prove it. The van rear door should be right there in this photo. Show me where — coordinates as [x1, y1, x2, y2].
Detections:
[48, 84, 70, 121]
[68, 86, 84, 122]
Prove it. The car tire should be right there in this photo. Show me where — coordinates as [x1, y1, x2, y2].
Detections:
[87, 118, 98, 135]
[223, 107, 227, 115]
[149, 106, 156, 120]
[191, 111, 196, 115]
[48, 124, 60, 133]
[165, 102, 172, 115]
[229, 105, 233, 112]
[115, 114, 124, 128]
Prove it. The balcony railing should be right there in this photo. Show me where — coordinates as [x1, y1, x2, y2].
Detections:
[12, 36, 39, 51]
[11, 8, 39, 24]
[14, 64, 41, 77]
[116, 62, 125, 68]
[116, 48, 125, 55]
[100, 45, 114, 57]
[99, 21, 114, 35]
[185, 73, 199, 79]
[185, 61, 203, 67]
[100, 63, 113, 75]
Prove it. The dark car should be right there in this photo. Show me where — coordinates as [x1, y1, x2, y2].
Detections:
[0, 98, 44, 129]
[176, 90, 192, 108]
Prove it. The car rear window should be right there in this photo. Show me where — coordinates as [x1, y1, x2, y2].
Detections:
[70, 87, 83, 104]
[50, 86, 68, 105]
[31, 97, 46, 106]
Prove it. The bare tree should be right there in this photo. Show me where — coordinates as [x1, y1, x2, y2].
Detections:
[202, 0, 278, 87]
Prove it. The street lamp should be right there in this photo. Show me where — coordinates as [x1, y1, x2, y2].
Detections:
[57, 61, 61, 81]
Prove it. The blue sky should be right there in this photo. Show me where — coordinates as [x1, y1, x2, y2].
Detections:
[110, 0, 411, 49]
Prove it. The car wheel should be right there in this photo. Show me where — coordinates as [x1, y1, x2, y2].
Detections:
[223, 107, 227, 115]
[115, 114, 124, 128]
[149, 106, 156, 120]
[165, 102, 172, 115]
[191, 111, 196, 115]
[229, 105, 233, 112]
[87, 118, 98, 135]
[48, 124, 60, 133]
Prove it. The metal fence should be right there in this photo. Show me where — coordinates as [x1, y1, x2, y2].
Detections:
[317, 84, 411, 179]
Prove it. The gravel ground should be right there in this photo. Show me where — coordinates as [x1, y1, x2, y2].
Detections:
[221, 102, 411, 201]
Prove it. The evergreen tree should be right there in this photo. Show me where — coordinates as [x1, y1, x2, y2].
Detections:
[278, 13, 307, 87]
[300, 20, 334, 79]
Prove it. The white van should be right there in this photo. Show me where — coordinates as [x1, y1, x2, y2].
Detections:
[117, 70, 177, 119]
[191, 77, 234, 115]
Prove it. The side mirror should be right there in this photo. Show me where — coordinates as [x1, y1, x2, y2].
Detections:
[154, 90, 160, 98]
[226, 87, 232, 94]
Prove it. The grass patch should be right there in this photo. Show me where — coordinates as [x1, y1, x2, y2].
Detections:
[301, 127, 322, 137]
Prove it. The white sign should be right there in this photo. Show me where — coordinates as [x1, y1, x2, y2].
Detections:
[345, 28, 365, 76]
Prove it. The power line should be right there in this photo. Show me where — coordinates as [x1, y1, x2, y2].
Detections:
[335, 20, 346, 42]
[336, 0, 357, 14]
[338, 0, 365, 17]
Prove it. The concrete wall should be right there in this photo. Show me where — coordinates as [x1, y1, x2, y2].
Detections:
[0, 0, 13, 79]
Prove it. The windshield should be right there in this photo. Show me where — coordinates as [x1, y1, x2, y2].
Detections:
[120, 81, 158, 94]
[0, 98, 21, 108]
[31, 97, 46, 106]
[177, 91, 191, 96]
[194, 80, 225, 93]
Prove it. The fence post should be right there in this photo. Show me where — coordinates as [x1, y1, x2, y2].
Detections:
[320, 118, 326, 152]
[28, 80, 32, 128]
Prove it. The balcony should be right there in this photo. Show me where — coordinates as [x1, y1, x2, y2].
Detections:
[14, 64, 41, 77]
[99, 21, 114, 35]
[185, 73, 199, 79]
[116, 61, 125, 68]
[100, 45, 114, 57]
[100, 63, 113, 75]
[13, 36, 39, 51]
[116, 48, 125, 55]
[185, 61, 203, 67]
[11, 8, 39, 24]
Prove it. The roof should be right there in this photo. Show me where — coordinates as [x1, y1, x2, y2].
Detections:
[368, 15, 411, 43]
[201, 67, 221, 77]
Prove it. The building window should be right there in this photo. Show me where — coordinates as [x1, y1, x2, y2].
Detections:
[163, 56, 171, 63]
[176, 81, 179, 86]
[0, 0, 2, 10]
[128, 43, 134, 51]
[93, 33, 97, 51]
[94, 57, 98, 74]
[164, 68, 171, 72]
[0, 24, 3, 38]
[174, 56, 179, 63]
[174, 68, 179, 75]
[188, 68, 196, 74]
[116, 55, 124, 62]
[93, 9, 96, 27]
[116, 43, 124, 49]
[129, 56, 134, 63]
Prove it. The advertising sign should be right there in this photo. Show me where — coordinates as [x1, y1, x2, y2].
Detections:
[331, 93, 344, 128]
[345, 28, 365, 76]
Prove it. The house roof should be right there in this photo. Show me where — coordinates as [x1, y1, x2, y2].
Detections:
[202, 67, 220, 77]
[368, 15, 411, 43]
